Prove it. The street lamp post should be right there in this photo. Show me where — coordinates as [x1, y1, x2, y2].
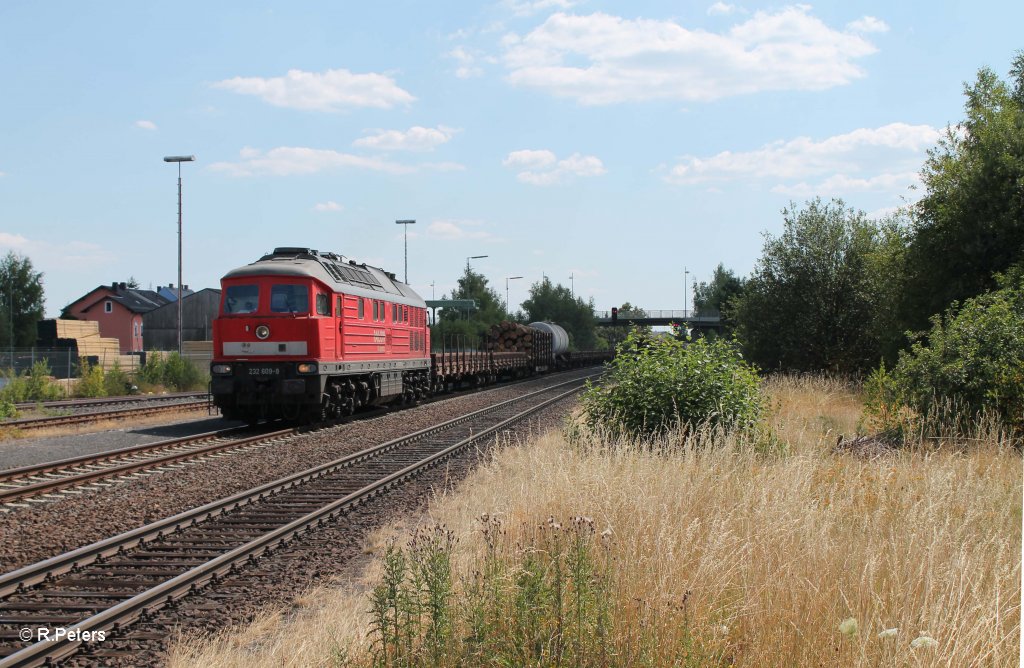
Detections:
[569, 273, 574, 299]
[163, 155, 196, 356]
[684, 267, 690, 317]
[395, 219, 415, 283]
[466, 255, 488, 268]
[505, 276, 523, 316]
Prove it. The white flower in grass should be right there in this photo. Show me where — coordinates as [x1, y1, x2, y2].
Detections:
[838, 617, 858, 636]
[877, 627, 899, 639]
[910, 635, 938, 649]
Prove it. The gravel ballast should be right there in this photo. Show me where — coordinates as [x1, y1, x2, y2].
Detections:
[0, 370, 597, 573]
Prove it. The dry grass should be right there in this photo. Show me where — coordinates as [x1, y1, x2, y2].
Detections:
[168, 376, 1022, 667]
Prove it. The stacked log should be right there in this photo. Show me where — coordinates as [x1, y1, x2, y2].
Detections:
[485, 320, 536, 352]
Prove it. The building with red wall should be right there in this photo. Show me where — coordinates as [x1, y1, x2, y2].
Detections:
[63, 283, 170, 353]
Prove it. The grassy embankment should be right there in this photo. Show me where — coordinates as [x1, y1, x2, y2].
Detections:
[169, 375, 1022, 667]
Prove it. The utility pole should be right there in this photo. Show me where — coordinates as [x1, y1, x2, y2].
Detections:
[684, 266, 689, 317]
[395, 219, 415, 283]
[163, 155, 196, 356]
[569, 273, 574, 299]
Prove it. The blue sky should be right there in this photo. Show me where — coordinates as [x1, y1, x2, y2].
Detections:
[1, 1, 1020, 317]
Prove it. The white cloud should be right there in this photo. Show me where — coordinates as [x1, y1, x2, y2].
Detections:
[503, 149, 606, 185]
[707, 2, 738, 16]
[772, 171, 922, 197]
[0, 233, 29, 248]
[0, 234, 115, 271]
[212, 68, 415, 112]
[502, 7, 881, 104]
[313, 201, 344, 212]
[446, 45, 501, 79]
[134, 120, 157, 130]
[503, 0, 578, 17]
[847, 16, 889, 33]
[449, 46, 485, 79]
[353, 126, 459, 152]
[209, 147, 464, 177]
[665, 122, 939, 198]
[667, 122, 939, 181]
[425, 219, 498, 242]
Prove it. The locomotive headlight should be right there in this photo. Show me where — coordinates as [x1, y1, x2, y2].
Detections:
[255, 325, 270, 340]
[211, 364, 232, 375]
[296, 362, 317, 374]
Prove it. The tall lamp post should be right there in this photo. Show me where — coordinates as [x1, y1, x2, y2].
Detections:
[163, 155, 196, 356]
[466, 254, 488, 268]
[683, 267, 689, 317]
[395, 219, 415, 283]
[505, 276, 522, 316]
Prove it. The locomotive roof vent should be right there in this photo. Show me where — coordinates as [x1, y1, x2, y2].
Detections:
[272, 247, 317, 257]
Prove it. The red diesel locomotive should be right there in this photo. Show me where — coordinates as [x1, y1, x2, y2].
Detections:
[210, 247, 431, 422]
[210, 247, 614, 424]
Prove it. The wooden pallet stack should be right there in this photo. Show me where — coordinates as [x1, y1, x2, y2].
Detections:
[182, 340, 213, 372]
[485, 320, 536, 353]
[38, 319, 136, 371]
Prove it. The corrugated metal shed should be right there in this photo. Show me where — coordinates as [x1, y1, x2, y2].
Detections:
[142, 288, 222, 351]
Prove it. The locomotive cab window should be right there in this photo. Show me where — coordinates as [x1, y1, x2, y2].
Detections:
[224, 285, 259, 314]
[316, 293, 330, 316]
[270, 285, 309, 313]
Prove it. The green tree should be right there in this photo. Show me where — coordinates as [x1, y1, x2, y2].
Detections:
[431, 266, 505, 349]
[692, 263, 746, 335]
[901, 52, 1024, 333]
[519, 277, 597, 350]
[0, 251, 46, 349]
[866, 268, 1024, 439]
[733, 198, 899, 373]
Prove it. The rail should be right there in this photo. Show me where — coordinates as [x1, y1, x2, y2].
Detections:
[0, 373, 597, 666]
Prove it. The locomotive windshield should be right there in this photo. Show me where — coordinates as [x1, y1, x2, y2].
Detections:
[224, 284, 259, 314]
[270, 284, 309, 313]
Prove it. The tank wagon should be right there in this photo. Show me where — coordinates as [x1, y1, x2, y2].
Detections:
[210, 247, 612, 423]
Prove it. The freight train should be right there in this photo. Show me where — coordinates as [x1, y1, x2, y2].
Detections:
[209, 247, 611, 423]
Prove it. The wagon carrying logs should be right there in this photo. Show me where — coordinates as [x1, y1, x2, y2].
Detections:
[484, 320, 536, 352]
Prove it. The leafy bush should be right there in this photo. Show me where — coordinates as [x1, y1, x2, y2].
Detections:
[864, 271, 1024, 440]
[74, 359, 106, 398]
[138, 352, 206, 392]
[0, 361, 65, 403]
[104, 361, 134, 396]
[581, 329, 764, 438]
[0, 397, 17, 419]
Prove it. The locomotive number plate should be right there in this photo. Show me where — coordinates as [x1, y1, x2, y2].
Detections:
[249, 368, 281, 376]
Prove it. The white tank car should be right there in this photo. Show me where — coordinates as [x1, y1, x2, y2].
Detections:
[529, 321, 569, 354]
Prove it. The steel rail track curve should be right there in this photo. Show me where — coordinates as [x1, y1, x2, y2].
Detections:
[0, 373, 595, 666]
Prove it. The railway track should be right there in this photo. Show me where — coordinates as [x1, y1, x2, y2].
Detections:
[11, 393, 207, 415]
[0, 401, 212, 434]
[0, 373, 593, 666]
[0, 426, 300, 509]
